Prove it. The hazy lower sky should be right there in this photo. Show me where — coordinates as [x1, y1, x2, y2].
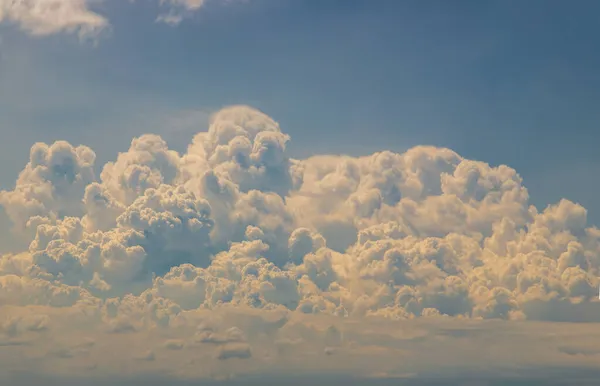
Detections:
[1, 1, 599, 384]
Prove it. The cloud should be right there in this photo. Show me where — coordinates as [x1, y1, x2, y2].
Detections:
[0, 140, 96, 232]
[0, 0, 109, 37]
[216, 342, 252, 360]
[0, 0, 242, 37]
[156, 0, 245, 26]
[0, 105, 600, 381]
[156, 0, 208, 25]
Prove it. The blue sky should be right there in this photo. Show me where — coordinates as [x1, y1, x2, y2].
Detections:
[1, 0, 599, 224]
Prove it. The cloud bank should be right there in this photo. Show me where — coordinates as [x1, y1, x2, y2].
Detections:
[1, 105, 600, 381]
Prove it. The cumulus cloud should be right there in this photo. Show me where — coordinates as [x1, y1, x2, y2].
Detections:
[0, 141, 96, 235]
[0, 0, 109, 37]
[0, 0, 242, 37]
[0, 105, 600, 381]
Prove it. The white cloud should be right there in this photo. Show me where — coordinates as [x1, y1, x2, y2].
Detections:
[1, 105, 600, 381]
[156, 0, 207, 25]
[156, 0, 244, 26]
[0, 0, 241, 37]
[0, 0, 109, 37]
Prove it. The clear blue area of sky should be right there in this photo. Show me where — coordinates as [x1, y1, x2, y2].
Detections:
[1, 0, 599, 224]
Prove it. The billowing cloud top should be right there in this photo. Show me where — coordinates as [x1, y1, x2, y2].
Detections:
[1, 105, 600, 381]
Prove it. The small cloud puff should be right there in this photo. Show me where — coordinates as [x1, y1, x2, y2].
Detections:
[0, 0, 108, 38]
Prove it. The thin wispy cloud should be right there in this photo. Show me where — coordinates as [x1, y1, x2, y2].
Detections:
[156, 0, 208, 25]
[0, 0, 240, 37]
[155, 0, 247, 25]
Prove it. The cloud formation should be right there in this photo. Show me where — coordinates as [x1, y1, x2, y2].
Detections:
[156, 0, 246, 25]
[0, 0, 240, 36]
[1, 105, 600, 380]
[0, 0, 108, 37]
[156, 0, 208, 25]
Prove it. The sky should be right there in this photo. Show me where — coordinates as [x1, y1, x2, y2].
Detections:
[0, 0, 600, 384]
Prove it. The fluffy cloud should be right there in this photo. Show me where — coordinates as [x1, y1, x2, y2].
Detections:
[0, 0, 108, 37]
[0, 141, 96, 235]
[0, 0, 243, 36]
[1, 105, 600, 381]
